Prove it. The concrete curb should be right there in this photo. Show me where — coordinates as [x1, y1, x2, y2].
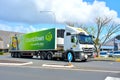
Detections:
[0, 61, 33, 66]
[42, 64, 74, 68]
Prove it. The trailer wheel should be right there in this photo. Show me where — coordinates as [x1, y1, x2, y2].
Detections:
[46, 52, 53, 60]
[17, 53, 21, 58]
[14, 53, 18, 58]
[11, 53, 15, 57]
[41, 52, 46, 60]
[36, 52, 40, 59]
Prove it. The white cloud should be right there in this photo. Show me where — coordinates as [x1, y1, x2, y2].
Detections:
[0, 0, 120, 24]
[52, 0, 120, 24]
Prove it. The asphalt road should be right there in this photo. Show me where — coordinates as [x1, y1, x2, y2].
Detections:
[0, 66, 120, 80]
[0, 54, 120, 80]
[0, 54, 120, 71]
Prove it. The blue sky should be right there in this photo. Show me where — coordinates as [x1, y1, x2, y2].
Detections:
[0, 0, 120, 33]
[102, 0, 120, 17]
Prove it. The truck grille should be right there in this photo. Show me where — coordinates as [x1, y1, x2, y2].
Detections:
[83, 48, 93, 52]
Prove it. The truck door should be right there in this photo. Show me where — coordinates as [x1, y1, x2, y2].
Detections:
[71, 35, 79, 51]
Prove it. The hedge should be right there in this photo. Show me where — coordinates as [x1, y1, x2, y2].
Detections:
[0, 52, 4, 55]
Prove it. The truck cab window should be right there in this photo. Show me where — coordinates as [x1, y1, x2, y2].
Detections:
[66, 32, 71, 36]
[71, 36, 76, 43]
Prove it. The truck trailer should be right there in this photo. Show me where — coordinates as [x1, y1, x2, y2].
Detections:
[9, 25, 94, 61]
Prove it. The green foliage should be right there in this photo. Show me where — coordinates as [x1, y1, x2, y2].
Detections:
[0, 52, 4, 55]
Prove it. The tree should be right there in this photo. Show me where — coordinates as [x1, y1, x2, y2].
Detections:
[81, 17, 120, 56]
[66, 16, 120, 57]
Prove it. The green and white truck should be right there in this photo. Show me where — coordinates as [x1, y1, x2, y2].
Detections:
[9, 25, 94, 61]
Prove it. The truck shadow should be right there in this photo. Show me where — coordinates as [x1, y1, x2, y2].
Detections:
[8, 55, 92, 63]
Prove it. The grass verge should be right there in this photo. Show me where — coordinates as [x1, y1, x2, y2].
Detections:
[94, 57, 120, 62]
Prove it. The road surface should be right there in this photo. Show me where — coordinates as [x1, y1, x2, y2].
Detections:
[0, 54, 120, 80]
[0, 66, 120, 80]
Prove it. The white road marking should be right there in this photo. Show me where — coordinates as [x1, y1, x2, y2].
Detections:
[105, 76, 120, 80]
[42, 64, 74, 68]
[0, 62, 33, 66]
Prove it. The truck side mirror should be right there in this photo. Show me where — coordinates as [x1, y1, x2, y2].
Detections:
[71, 36, 77, 43]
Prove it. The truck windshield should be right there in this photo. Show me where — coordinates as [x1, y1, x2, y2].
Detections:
[78, 35, 93, 44]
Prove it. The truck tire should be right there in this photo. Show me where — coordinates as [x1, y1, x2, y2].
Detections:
[46, 52, 53, 60]
[11, 53, 15, 57]
[17, 53, 21, 58]
[82, 54, 88, 62]
[14, 53, 18, 58]
[36, 53, 40, 59]
[82, 58, 87, 62]
[40, 52, 46, 60]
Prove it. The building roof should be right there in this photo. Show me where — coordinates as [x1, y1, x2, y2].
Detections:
[104, 35, 120, 46]
[102, 35, 120, 50]
[104, 38, 114, 46]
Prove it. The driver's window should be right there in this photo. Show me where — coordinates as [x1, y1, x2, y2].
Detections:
[71, 36, 76, 43]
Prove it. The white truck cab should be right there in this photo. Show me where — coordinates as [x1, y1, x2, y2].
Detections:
[64, 26, 94, 61]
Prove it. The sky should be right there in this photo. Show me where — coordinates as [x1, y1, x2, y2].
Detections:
[0, 0, 120, 33]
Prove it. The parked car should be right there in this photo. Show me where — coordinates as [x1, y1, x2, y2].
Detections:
[113, 51, 120, 57]
[100, 51, 109, 57]
[107, 51, 114, 57]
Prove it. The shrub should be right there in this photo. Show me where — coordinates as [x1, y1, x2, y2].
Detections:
[0, 52, 4, 55]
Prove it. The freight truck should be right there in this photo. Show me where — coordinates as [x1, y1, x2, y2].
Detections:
[9, 25, 94, 61]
